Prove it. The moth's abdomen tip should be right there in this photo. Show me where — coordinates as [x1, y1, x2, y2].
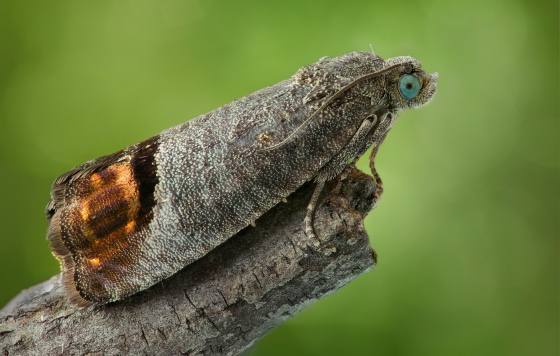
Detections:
[47, 136, 161, 305]
[48, 162, 148, 305]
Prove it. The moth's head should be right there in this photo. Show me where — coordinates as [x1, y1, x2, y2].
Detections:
[383, 56, 438, 111]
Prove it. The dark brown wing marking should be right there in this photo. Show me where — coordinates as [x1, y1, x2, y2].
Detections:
[47, 136, 159, 305]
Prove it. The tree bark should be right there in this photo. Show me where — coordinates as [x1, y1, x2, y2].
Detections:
[0, 167, 377, 356]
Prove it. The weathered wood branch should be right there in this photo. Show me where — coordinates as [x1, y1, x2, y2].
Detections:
[0, 167, 377, 355]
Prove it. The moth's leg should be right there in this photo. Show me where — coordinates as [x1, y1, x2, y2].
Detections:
[303, 180, 325, 248]
[302, 117, 376, 248]
[367, 112, 395, 207]
[315, 116, 377, 182]
[369, 155, 384, 208]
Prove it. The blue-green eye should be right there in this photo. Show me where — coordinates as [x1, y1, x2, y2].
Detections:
[399, 74, 422, 100]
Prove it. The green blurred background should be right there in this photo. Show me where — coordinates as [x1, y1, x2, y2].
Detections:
[0, 0, 557, 355]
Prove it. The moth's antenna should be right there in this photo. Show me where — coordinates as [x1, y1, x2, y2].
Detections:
[369, 43, 375, 56]
[260, 63, 402, 152]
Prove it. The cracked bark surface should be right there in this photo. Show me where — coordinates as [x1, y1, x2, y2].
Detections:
[0, 167, 377, 355]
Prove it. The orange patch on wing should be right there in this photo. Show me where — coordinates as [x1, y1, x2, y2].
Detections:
[89, 173, 104, 189]
[88, 257, 101, 268]
[80, 204, 90, 221]
[71, 162, 142, 258]
[125, 220, 136, 234]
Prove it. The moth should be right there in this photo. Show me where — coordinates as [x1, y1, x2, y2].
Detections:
[47, 51, 438, 306]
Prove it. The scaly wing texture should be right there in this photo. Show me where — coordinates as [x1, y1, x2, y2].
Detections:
[47, 137, 159, 305]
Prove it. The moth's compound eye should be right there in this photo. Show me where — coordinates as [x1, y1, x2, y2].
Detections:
[398, 74, 422, 100]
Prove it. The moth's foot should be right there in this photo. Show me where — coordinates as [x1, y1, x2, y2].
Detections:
[332, 165, 356, 194]
[298, 233, 321, 251]
[301, 216, 322, 249]
[300, 180, 325, 250]
[339, 164, 355, 181]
